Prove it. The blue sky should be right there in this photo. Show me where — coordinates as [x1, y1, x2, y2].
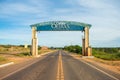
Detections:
[0, 0, 120, 47]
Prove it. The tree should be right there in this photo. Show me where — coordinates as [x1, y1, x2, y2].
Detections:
[64, 45, 82, 54]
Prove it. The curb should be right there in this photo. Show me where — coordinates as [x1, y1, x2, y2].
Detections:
[81, 56, 94, 58]
[0, 62, 14, 68]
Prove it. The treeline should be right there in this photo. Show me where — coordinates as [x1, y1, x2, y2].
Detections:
[92, 48, 120, 60]
[63, 46, 120, 54]
[93, 48, 120, 54]
[0, 45, 41, 49]
[64, 45, 82, 54]
[63, 45, 120, 60]
[0, 45, 31, 48]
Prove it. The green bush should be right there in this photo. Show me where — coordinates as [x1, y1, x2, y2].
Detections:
[64, 45, 82, 54]
[15, 52, 31, 57]
[0, 56, 7, 61]
[92, 48, 120, 60]
[93, 48, 119, 53]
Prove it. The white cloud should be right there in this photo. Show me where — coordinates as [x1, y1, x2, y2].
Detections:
[0, 0, 120, 47]
[0, 0, 51, 17]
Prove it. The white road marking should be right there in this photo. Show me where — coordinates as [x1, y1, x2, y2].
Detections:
[80, 59, 119, 80]
[0, 62, 14, 68]
[0, 52, 55, 79]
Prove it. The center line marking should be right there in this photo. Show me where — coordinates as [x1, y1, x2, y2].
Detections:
[56, 51, 64, 80]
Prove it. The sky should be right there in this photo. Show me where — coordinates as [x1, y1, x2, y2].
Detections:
[0, 0, 120, 47]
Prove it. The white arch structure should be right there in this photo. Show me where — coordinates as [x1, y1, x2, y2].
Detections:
[30, 21, 92, 57]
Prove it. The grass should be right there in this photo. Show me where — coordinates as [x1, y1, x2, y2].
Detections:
[0, 56, 9, 65]
[15, 52, 31, 57]
[0, 56, 7, 61]
[0, 45, 30, 54]
[92, 49, 120, 60]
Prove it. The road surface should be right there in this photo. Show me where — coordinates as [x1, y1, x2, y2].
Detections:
[1, 50, 120, 80]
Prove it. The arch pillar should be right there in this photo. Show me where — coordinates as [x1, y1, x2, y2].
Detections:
[82, 38, 85, 56]
[82, 26, 92, 56]
[31, 27, 38, 56]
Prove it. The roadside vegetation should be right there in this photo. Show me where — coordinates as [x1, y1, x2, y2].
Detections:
[1, 45, 120, 61]
[15, 52, 31, 57]
[0, 56, 8, 64]
[0, 45, 52, 57]
[0, 44, 54, 56]
[0, 45, 54, 64]
[63, 45, 120, 61]
[0, 45, 30, 53]
[0, 45, 31, 57]
[92, 48, 120, 60]
[0, 56, 7, 62]
[64, 45, 82, 54]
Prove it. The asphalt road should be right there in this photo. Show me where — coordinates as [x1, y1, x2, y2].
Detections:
[62, 51, 120, 80]
[1, 50, 120, 80]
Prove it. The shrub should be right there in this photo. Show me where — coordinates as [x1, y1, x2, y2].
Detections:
[64, 45, 82, 54]
[15, 52, 31, 57]
[0, 56, 7, 61]
[92, 48, 120, 60]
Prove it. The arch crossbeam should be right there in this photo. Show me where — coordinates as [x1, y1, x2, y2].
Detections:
[31, 21, 91, 31]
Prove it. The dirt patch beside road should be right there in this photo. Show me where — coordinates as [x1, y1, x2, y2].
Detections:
[0, 49, 54, 65]
[0, 53, 33, 65]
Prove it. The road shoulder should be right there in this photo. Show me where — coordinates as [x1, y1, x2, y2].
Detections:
[64, 51, 120, 79]
[0, 51, 56, 79]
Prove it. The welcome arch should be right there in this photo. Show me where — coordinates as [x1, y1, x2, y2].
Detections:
[30, 21, 92, 57]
